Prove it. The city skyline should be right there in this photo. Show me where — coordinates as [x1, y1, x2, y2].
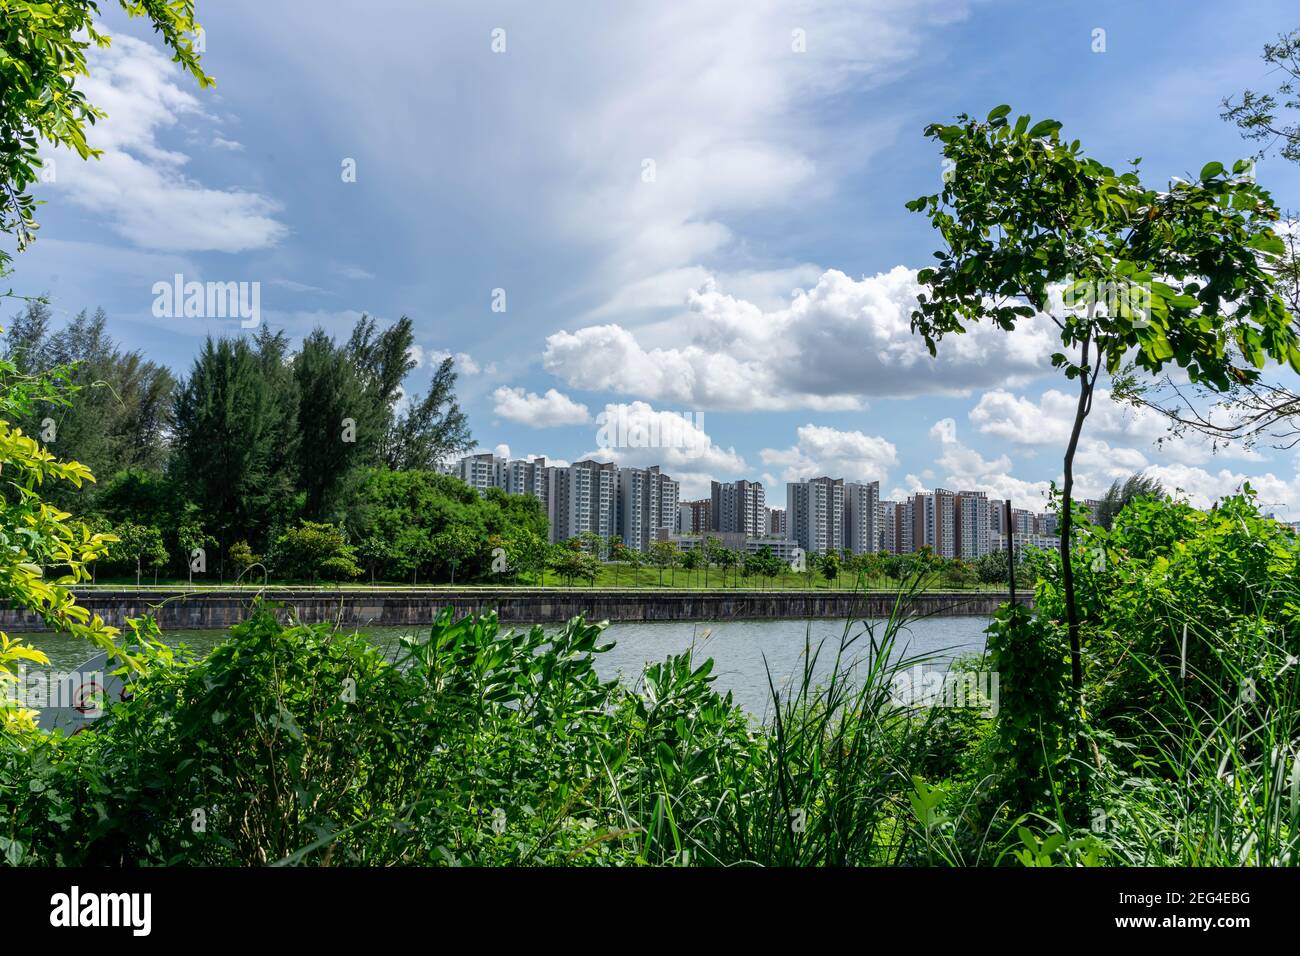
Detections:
[447, 448, 1077, 559]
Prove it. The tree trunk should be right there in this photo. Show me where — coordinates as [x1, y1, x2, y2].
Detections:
[1061, 330, 1101, 821]
[1061, 337, 1094, 701]
[1006, 499, 1017, 603]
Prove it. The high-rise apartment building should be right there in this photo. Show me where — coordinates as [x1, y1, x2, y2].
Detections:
[452, 452, 551, 507]
[955, 490, 991, 559]
[501, 456, 548, 504]
[453, 452, 503, 495]
[879, 500, 898, 553]
[547, 460, 618, 544]
[711, 480, 766, 537]
[787, 477, 844, 554]
[1011, 508, 1036, 537]
[844, 481, 881, 554]
[989, 498, 1006, 534]
[893, 498, 915, 554]
[912, 488, 957, 558]
[617, 465, 679, 551]
[766, 508, 787, 537]
[679, 499, 712, 534]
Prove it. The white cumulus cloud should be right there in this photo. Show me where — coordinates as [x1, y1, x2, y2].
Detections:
[493, 387, 591, 427]
[760, 424, 899, 484]
[44, 34, 286, 253]
[545, 267, 1054, 411]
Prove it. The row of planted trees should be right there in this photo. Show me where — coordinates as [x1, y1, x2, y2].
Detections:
[538, 533, 1025, 589]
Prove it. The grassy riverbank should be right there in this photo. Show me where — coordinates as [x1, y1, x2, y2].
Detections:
[76, 572, 1014, 591]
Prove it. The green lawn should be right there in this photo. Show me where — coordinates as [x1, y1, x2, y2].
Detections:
[79, 566, 1009, 591]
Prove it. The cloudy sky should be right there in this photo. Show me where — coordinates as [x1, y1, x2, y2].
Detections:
[12, 0, 1300, 511]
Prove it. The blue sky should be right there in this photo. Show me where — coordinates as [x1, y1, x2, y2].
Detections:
[10, 0, 1300, 512]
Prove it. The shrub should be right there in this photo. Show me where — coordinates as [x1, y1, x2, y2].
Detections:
[268, 521, 361, 583]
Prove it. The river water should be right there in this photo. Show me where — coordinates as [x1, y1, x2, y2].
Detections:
[23, 615, 990, 717]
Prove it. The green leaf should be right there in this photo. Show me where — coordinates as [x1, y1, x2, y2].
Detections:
[987, 104, 1012, 125]
[1247, 231, 1286, 256]
[1028, 119, 1062, 138]
[1199, 161, 1224, 180]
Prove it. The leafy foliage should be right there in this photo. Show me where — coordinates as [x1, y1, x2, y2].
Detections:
[0, 0, 209, 272]
[268, 521, 361, 583]
[0, 329, 121, 735]
[1222, 27, 1300, 166]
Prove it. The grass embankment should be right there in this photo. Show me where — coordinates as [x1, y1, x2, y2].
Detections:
[78, 569, 1011, 591]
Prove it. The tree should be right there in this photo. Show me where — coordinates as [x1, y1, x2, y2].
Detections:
[355, 534, 391, 585]
[175, 509, 216, 586]
[1096, 473, 1165, 530]
[383, 353, 474, 470]
[294, 328, 369, 519]
[1116, 32, 1300, 450]
[579, 530, 604, 561]
[975, 548, 1023, 586]
[268, 521, 360, 584]
[108, 523, 167, 586]
[391, 526, 434, 585]
[249, 324, 301, 519]
[347, 314, 416, 447]
[550, 540, 586, 587]
[228, 540, 261, 582]
[649, 539, 678, 586]
[761, 547, 785, 588]
[1222, 28, 1300, 167]
[623, 545, 643, 587]
[579, 550, 600, 587]
[0, 336, 121, 733]
[945, 558, 978, 590]
[433, 525, 479, 585]
[0, 2, 209, 276]
[820, 551, 841, 589]
[513, 529, 550, 586]
[341, 468, 543, 584]
[909, 105, 1297, 723]
[680, 546, 702, 587]
[717, 548, 741, 589]
[607, 534, 627, 586]
[172, 337, 287, 560]
[4, 303, 176, 508]
[703, 536, 726, 589]
[803, 551, 818, 589]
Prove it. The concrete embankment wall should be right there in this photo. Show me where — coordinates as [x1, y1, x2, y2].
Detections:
[1, 588, 1030, 632]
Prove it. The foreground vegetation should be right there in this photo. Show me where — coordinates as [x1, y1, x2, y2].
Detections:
[3, 488, 1297, 866]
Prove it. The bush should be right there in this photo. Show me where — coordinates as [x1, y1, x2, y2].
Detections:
[268, 521, 361, 583]
[228, 540, 260, 578]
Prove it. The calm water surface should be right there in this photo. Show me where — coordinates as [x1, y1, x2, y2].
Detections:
[26, 616, 990, 717]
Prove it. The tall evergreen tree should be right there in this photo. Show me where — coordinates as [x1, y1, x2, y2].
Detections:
[385, 354, 474, 470]
[4, 302, 175, 505]
[347, 313, 417, 446]
[294, 328, 368, 519]
[1096, 474, 1166, 530]
[250, 324, 302, 523]
[172, 337, 283, 559]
